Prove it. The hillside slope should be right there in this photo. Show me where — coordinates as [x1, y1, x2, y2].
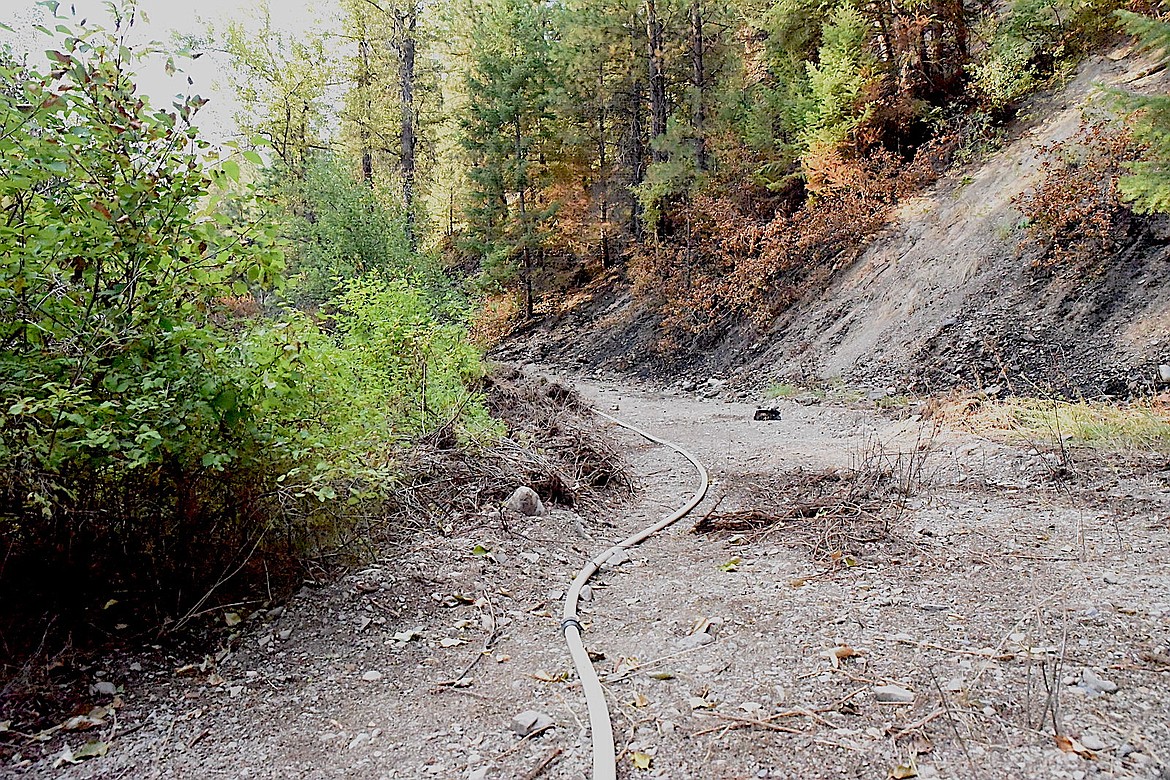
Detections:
[501, 48, 1170, 398]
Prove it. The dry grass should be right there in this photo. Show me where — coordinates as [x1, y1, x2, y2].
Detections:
[932, 394, 1170, 453]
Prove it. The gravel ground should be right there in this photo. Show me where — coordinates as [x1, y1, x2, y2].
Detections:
[9, 370, 1170, 779]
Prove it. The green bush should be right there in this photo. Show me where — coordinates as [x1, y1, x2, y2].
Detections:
[278, 154, 415, 306]
[0, 8, 491, 627]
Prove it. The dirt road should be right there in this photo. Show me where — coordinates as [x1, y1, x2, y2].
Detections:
[26, 372, 1170, 779]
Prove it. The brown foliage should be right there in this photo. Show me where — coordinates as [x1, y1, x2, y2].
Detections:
[630, 147, 946, 342]
[1016, 122, 1147, 270]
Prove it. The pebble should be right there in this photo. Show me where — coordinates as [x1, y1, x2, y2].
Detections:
[1079, 734, 1107, 751]
[510, 710, 554, 737]
[362, 670, 384, 682]
[873, 684, 915, 703]
[93, 681, 117, 696]
[677, 632, 715, 651]
[1080, 668, 1118, 694]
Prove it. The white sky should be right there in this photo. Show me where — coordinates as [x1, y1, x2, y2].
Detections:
[0, 0, 340, 140]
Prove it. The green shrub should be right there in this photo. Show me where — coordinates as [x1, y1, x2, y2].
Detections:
[0, 8, 492, 630]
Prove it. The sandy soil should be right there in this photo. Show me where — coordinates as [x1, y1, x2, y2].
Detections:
[9, 370, 1170, 779]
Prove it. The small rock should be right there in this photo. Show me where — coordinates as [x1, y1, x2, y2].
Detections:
[1103, 573, 1121, 584]
[467, 768, 489, 780]
[1159, 364, 1170, 384]
[579, 585, 593, 602]
[504, 487, 546, 517]
[1081, 668, 1118, 694]
[680, 380, 698, 392]
[278, 629, 293, 641]
[678, 632, 716, 651]
[510, 710, 554, 737]
[362, 670, 384, 682]
[1079, 734, 1108, 752]
[128, 662, 142, 673]
[604, 549, 630, 568]
[873, 684, 915, 704]
[753, 408, 782, 421]
[944, 678, 964, 693]
[93, 681, 117, 696]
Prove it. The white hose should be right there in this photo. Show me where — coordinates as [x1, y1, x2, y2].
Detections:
[562, 408, 710, 780]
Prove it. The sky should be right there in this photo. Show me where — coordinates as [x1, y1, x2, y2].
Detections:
[0, 0, 339, 140]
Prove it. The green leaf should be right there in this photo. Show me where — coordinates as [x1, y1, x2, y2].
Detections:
[719, 557, 742, 572]
[220, 159, 240, 182]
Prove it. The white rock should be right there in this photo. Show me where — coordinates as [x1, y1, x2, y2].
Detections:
[1081, 668, 1118, 694]
[873, 684, 914, 703]
[93, 681, 117, 696]
[362, 670, 384, 682]
[1079, 734, 1108, 751]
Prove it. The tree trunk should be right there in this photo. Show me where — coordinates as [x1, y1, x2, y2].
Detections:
[646, 0, 667, 163]
[393, 4, 418, 251]
[515, 117, 534, 319]
[358, 36, 374, 185]
[598, 64, 612, 267]
[690, 1, 707, 171]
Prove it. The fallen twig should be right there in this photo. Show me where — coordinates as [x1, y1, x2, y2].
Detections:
[493, 725, 554, 761]
[889, 708, 945, 738]
[603, 643, 712, 682]
[692, 711, 804, 736]
[880, 635, 1016, 661]
[522, 747, 563, 780]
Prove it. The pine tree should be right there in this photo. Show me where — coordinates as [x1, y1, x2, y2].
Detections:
[1115, 11, 1170, 214]
[459, 0, 558, 318]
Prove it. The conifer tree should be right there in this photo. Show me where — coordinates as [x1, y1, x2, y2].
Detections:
[1115, 11, 1170, 214]
[459, 0, 558, 318]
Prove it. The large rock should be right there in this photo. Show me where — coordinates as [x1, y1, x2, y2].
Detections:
[504, 487, 546, 517]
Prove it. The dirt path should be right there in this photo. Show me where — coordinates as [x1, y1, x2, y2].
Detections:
[18, 371, 1170, 779]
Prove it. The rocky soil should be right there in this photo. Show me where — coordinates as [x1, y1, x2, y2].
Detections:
[8, 368, 1170, 779]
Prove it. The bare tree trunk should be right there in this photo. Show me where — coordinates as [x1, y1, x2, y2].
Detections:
[515, 117, 534, 319]
[597, 64, 612, 267]
[690, 0, 707, 171]
[624, 78, 647, 236]
[646, 0, 667, 163]
[358, 36, 374, 185]
[393, 3, 418, 251]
